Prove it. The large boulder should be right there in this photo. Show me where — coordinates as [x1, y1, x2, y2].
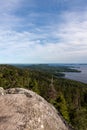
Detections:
[0, 88, 72, 130]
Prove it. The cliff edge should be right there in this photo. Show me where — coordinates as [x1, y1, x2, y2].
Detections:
[0, 87, 72, 130]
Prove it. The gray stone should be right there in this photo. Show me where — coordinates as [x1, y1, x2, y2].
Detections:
[0, 88, 72, 130]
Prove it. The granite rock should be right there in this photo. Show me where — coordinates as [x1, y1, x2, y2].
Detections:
[0, 88, 72, 130]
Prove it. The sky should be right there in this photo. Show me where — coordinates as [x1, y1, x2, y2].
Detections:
[0, 0, 87, 63]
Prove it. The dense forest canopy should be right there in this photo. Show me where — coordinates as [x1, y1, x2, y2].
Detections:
[0, 64, 87, 130]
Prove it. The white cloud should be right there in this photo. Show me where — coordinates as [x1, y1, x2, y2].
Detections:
[0, 1, 87, 63]
[0, 18, 87, 64]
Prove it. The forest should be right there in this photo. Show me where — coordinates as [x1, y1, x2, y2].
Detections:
[0, 64, 87, 130]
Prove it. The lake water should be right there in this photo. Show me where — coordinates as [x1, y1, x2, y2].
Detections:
[64, 65, 87, 84]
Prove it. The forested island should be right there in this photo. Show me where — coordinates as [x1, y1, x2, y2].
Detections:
[14, 64, 81, 77]
[0, 64, 87, 130]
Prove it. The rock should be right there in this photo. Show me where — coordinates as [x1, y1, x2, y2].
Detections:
[0, 87, 5, 95]
[0, 88, 72, 130]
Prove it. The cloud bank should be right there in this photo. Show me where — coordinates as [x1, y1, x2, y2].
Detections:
[0, 0, 87, 63]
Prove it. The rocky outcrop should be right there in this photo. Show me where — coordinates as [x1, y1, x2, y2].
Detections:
[0, 88, 72, 130]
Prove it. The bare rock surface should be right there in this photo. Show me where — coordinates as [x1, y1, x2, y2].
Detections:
[0, 87, 5, 95]
[0, 88, 71, 130]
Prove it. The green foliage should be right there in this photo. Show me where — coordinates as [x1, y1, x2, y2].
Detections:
[70, 108, 87, 130]
[0, 65, 87, 130]
[32, 79, 40, 95]
[50, 93, 70, 122]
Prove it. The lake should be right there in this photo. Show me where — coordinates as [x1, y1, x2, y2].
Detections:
[64, 65, 87, 84]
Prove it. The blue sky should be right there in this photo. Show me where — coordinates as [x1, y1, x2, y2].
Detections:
[0, 0, 87, 63]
